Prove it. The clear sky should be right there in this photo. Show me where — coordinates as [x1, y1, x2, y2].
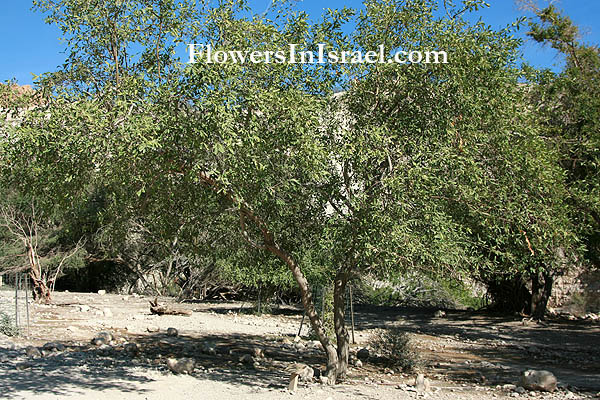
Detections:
[1, 0, 598, 86]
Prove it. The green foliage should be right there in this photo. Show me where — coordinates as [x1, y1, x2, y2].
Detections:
[369, 327, 418, 371]
[0, 312, 20, 337]
[356, 275, 483, 309]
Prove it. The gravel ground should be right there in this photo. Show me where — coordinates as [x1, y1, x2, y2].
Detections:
[0, 290, 598, 399]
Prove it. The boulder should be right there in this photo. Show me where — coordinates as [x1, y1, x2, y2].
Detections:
[166, 327, 178, 337]
[91, 331, 113, 346]
[167, 358, 195, 374]
[519, 370, 557, 392]
[42, 342, 65, 352]
[124, 343, 139, 355]
[25, 346, 42, 358]
[292, 363, 314, 381]
[357, 347, 370, 360]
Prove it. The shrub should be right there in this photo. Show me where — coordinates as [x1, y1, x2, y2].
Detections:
[0, 312, 20, 337]
[369, 327, 418, 371]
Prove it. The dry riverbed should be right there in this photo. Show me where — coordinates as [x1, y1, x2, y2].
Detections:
[0, 291, 598, 399]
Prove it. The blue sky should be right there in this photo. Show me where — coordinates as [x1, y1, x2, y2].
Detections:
[1, 1, 598, 86]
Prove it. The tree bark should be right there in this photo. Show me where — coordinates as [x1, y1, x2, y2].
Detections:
[531, 271, 553, 320]
[192, 171, 340, 382]
[27, 246, 51, 304]
[333, 272, 350, 380]
[266, 243, 339, 383]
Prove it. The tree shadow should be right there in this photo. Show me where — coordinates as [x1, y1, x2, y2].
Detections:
[351, 304, 600, 392]
[0, 330, 327, 399]
[0, 343, 153, 398]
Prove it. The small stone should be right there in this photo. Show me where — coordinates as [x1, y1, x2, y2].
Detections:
[97, 344, 112, 356]
[434, 310, 446, 318]
[239, 354, 254, 365]
[355, 359, 363, 368]
[78, 305, 90, 312]
[357, 347, 370, 360]
[166, 327, 178, 337]
[42, 342, 65, 352]
[97, 290, 106, 295]
[122, 296, 130, 301]
[288, 374, 299, 392]
[91, 331, 113, 346]
[25, 346, 42, 358]
[291, 363, 314, 381]
[515, 386, 526, 394]
[294, 342, 306, 352]
[103, 308, 113, 317]
[319, 376, 329, 385]
[201, 343, 217, 355]
[252, 347, 264, 358]
[167, 358, 195, 374]
[147, 326, 160, 333]
[16, 362, 33, 370]
[519, 370, 557, 392]
[124, 343, 139, 355]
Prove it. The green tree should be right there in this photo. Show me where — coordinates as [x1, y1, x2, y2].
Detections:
[1, 0, 580, 381]
[527, 4, 600, 269]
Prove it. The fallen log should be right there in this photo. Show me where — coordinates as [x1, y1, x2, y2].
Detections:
[149, 298, 192, 316]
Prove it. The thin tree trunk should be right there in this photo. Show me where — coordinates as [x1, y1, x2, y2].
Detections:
[266, 243, 339, 382]
[27, 246, 51, 303]
[333, 272, 350, 380]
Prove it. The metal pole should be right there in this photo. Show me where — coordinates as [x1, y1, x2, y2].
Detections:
[15, 273, 19, 329]
[25, 274, 30, 337]
[349, 285, 356, 344]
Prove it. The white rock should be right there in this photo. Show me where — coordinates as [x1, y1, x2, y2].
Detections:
[103, 308, 113, 317]
[97, 290, 106, 295]
[519, 370, 557, 392]
[167, 358, 194, 374]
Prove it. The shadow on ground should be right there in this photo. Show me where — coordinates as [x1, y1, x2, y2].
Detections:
[0, 330, 326, 399]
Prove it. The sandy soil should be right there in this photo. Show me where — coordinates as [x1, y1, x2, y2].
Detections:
[0, 290, 598, 399]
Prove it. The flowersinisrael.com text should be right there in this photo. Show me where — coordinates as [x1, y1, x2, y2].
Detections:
[187, 43, 448, 65]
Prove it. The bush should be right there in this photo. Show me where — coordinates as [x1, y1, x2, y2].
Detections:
[369, 327, 418, 371]
[0, 312, 20, 336]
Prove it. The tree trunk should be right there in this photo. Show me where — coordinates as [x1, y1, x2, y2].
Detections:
[333, 272, 350, 380]
[27, 246, 51, 304]
[531, 271, 553, 320]
[267, 243, 339, 382]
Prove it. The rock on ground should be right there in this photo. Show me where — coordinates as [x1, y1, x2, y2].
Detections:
[519, 370, 558, 392]
[167, 358, 195, 374]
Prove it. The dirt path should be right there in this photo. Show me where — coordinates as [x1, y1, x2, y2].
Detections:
[0, 291, 598, 399]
